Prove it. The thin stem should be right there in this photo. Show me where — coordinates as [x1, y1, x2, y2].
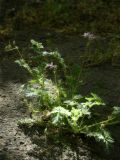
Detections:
[54, 70, 61, 105]
[79, 116, 116, 132]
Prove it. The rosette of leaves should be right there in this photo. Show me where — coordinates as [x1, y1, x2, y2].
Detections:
[50, 93, 120, 146]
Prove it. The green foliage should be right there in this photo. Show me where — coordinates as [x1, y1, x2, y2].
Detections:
[3, 0, 120, 34]
[43, 0, 71, 26]
[15, 59, 32, 73]
[79, 37, 120, 67]
[84, 125, 114, 147]
[40, 0, 120, 33]
[5, 41, 19, 52]
[85, 93, 105, 107]
[66, 64, 82, 97]
[6, 40, 120, 147]
[51, 106, 71, 126]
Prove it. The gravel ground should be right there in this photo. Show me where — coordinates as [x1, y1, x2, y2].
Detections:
[0, 60, 38, 160]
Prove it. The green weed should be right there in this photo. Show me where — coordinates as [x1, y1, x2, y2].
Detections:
[5, 40, 120, 147]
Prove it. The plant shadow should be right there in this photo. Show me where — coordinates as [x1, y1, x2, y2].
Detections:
[19, 124, 116, 160]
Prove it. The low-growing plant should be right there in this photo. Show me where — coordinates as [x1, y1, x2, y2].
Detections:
[5, 40, 120, 147]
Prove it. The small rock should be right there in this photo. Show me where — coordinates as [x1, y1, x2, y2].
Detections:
[20, 141, 24, 145]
